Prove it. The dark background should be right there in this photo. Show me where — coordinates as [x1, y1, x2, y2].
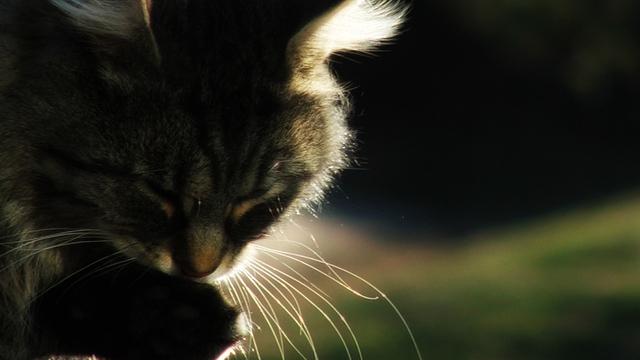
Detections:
[327, 0, 640, 236]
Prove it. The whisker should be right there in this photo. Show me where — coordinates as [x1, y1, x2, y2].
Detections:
[233, 279, 263, 360]
[26, 245, 135, 309]
[0, 230, 107, 258]
[237, 274, 312, 360]
[222, 279, 255, 359]
[58, 256, 136, 297]
[243, 266, 319, 360]
[250, 258, 360, 360]
[255, 247, 424, 360]
[222, 285, 250, 360]
[252, 247, 331, 299]
[0, 238, 113, 273]
[285, 219, 320, 249]
[0, 229, 107, 252]
[233, 276, 287, 360]
[254, 242, 377, 300]
[226, 279, 259, 358]
[248, 261, 306, 333]
[242, 268, 286, 348]
[0, 227, 98, 242]
[238, 271, 324, 360]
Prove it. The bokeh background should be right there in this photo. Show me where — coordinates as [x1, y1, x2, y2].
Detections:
[239, 1, 640, 359]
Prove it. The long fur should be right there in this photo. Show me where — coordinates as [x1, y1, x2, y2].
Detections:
[289, 0, 407, 75]
[0, 1, 406, 359]
[49, 0, 149, 39]
[302, 0, 406, 57]
[287, 0, 407, 210]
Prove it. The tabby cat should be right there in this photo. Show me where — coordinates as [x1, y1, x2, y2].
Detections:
[0, 0, 405, 359]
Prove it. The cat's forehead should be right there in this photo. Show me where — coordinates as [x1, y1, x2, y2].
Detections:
[87, 89, 316, 187]
[24, 0, 405, 203]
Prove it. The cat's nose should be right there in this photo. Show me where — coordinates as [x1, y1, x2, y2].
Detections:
[181, 268, 214, 279]
[178, 256, 219, 279]
[176, 245, 221, 279]
[175, 226, 225, 279]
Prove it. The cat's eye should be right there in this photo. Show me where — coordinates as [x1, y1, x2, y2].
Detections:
[143, 180, 180, 219]
[229, 198, 262, 224]
[227, 200, 278, 242]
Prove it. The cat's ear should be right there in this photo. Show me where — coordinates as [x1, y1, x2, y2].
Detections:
[288, 0, 407, 73]
[49, 0, 159, 64]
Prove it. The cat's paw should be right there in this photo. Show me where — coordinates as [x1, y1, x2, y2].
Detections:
[124, 281, 240, 360]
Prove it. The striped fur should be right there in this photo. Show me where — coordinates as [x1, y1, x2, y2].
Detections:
[0, 0, 405, 359]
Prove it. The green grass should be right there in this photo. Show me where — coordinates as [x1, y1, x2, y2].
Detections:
[237, 194, 640, 360]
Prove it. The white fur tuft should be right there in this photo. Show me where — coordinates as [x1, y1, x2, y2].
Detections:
[50, 0, 147, 39]
[314, 0, 407, 56]
[292, 0, 407, 63]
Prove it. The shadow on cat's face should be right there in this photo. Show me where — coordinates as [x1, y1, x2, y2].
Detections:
[32, 82, 341, 280]
[1, 0, 404, 282]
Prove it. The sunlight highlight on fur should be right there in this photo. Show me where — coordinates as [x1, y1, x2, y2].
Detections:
[50, 0, 145, 39]
[291, 0, 407, 63]
[215, 346, 237, 360]
[310, 0, 408, 57]
[217, 219, 423, 360]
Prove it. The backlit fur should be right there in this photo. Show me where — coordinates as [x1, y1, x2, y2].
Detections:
[0, 1, 405, 359]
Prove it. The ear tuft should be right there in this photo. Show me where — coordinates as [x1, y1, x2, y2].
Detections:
[290, 0, 407, 65]
[50, 0, 150, 39]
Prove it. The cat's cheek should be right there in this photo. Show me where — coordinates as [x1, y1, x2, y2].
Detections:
[111, 236, 178, 275]
[205, 245, 256, 283]
[153, 247, 176, 274]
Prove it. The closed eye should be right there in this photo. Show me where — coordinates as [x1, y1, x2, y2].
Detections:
[229, 198, 264, 224]
[227, 199, 278, 242]
[143, 180, 179, 220]
[229, 183, 287, 224]
[228, 186, 301, 242]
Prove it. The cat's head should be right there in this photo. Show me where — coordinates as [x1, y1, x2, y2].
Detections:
[1, 0, 405, 279]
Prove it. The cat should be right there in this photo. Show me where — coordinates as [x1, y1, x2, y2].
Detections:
[0, 0, 405, 359]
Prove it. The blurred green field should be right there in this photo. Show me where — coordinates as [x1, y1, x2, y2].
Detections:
[232, 194, 640, 360]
